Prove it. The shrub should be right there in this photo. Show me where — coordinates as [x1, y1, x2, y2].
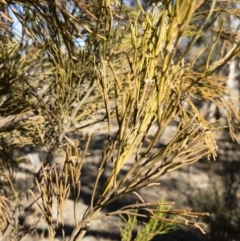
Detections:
[0, 0, 240, 240]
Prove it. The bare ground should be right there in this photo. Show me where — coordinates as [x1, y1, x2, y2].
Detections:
[2, 123, 240, 241]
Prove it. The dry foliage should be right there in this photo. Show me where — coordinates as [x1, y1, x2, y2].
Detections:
[0, 0, 240, 240]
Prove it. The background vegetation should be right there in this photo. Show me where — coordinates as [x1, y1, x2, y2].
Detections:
[0, 0, 240, 240]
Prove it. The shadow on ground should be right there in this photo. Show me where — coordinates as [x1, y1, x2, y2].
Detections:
[2, 132, 240, 241]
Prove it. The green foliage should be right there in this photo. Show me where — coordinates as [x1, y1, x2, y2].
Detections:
[0, 0, 240, 240]
[120, 212, 138, 241]
[120, 199, 176, 241]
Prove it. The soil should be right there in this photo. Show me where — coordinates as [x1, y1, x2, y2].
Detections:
[2, 122, 240, 241]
